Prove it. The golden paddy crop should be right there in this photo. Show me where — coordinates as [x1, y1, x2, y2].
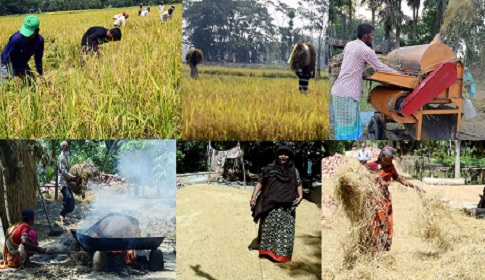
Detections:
[182, 65, 329, 140]
[0, 6, 181, 139]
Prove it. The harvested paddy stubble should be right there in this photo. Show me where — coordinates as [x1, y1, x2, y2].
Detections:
[182, 67, 328, 140]
[0, 6, 181, 138]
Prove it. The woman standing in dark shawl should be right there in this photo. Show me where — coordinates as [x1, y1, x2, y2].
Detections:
[250, 146, 303, 262]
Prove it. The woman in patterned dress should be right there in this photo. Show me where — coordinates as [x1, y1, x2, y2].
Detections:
[364, 146, 425, 251]
[250, 146, 303, 262]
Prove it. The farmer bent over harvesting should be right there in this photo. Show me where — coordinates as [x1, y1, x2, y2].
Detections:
[81, 27, 122, 56]
[0, 15, 44, 85]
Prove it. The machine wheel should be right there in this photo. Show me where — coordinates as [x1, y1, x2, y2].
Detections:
[93, 251, 110, 272]
[367, 116, 384, 140]
[148, 249, 164, 271]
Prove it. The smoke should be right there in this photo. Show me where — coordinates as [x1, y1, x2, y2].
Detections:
[79, 140, 176, 238]
[117, 140, 177, 201]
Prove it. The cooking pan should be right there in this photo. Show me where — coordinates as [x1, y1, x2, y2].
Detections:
[71, 229, 164, 252]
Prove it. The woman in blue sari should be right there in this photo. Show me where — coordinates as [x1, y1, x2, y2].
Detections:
[463, 67, 476, 99]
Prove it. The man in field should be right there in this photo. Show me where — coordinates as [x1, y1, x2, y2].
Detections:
[80, 27, 121, 66]
[113, 12, 129, 28]
[356, 143, 371, 164]
[0, 15, 44, 85]
[331, 23, 399, 140]
[160, 6, 175, 24]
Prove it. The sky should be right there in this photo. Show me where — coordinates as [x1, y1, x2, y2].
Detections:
[355, 2, 425, 22]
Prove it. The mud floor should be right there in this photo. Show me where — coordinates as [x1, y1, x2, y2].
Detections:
[0, 184, 176, 280]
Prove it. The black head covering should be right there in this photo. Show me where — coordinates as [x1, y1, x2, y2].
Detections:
[275, 145, 294, 162]
[267, 146, 295, 182]
[22, 208, 35, 222]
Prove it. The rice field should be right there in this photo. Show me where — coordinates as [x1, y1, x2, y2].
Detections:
[322, 178, 485, 280]
[0, 6, 181, 139]
[182, 65, 329, 140]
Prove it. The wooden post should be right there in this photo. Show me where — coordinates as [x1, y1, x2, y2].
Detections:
[455, 140, 461, 179]
[241, 156, 246, 186]
[207, 141, 211, 182]
[52, 141, 59, 201]
[55, 166, 59, 201]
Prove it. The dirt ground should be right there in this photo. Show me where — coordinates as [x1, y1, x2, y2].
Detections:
[322, 179, 485, 279]
[177, 185, 321, 280]
[0, 186, 176, 280]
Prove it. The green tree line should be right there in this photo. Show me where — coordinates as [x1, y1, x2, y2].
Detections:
[0, 0, 182, 15]
[183, 0, 328, 66]
[329, 0, 485, 69]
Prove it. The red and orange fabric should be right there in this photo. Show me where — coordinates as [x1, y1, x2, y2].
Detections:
[0, 223, 28, 269]
[364, 162, 399, 251]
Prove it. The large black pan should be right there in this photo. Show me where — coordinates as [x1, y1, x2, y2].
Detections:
[71, 229, 164, 252]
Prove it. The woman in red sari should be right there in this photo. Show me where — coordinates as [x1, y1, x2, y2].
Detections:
[364, 146, 425, 251]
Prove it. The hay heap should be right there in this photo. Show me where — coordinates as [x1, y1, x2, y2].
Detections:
[415, 193, 456, 250]
[333, 162, 385, 254]
[330, 53, 403, 80]
[289, 42, 316, 71]
[185, 49, 203, 65]
[69, 161, 100, 195]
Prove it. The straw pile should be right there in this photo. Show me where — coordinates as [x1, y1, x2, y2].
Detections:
[333, 162, 386, 256]
[414, 193, 457, 250]
[321, 154, 350, 179]
[185, 49, 203, 65]
[330, 53, 403, 80]
[69, 161, 100, 195]
[323, 182, 485, 279]
[289, 42, 316, 71]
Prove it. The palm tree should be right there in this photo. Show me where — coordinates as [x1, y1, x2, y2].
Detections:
[406, 0, 421, 40]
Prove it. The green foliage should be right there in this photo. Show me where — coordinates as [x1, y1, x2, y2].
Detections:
[0, 0, 182, 15]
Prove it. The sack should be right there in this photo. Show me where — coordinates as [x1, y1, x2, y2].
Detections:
[462, 98, 477, 120]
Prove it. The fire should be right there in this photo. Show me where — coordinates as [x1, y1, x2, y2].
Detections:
[107, 250, 137, 264]
[126, 250, 136, 264]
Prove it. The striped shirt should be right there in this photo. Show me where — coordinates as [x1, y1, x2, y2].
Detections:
[332, 39, 399, 101]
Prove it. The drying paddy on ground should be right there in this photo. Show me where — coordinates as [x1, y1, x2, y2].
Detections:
[322, 178, 485, 280]
[0, 6, 181, 139]
[182, 65, 328, 140]
[177, 185, 321, 279]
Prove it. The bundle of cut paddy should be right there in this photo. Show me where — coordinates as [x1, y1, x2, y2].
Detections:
[69, 161, 100, 194]
[330, 53, 404, 80]
[288, 42, 316, 71]
[321, 153, 352, 179]
[334, 162, 385, 252]
[329, 53, 344, 80]
[185, 49, 203, 65]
